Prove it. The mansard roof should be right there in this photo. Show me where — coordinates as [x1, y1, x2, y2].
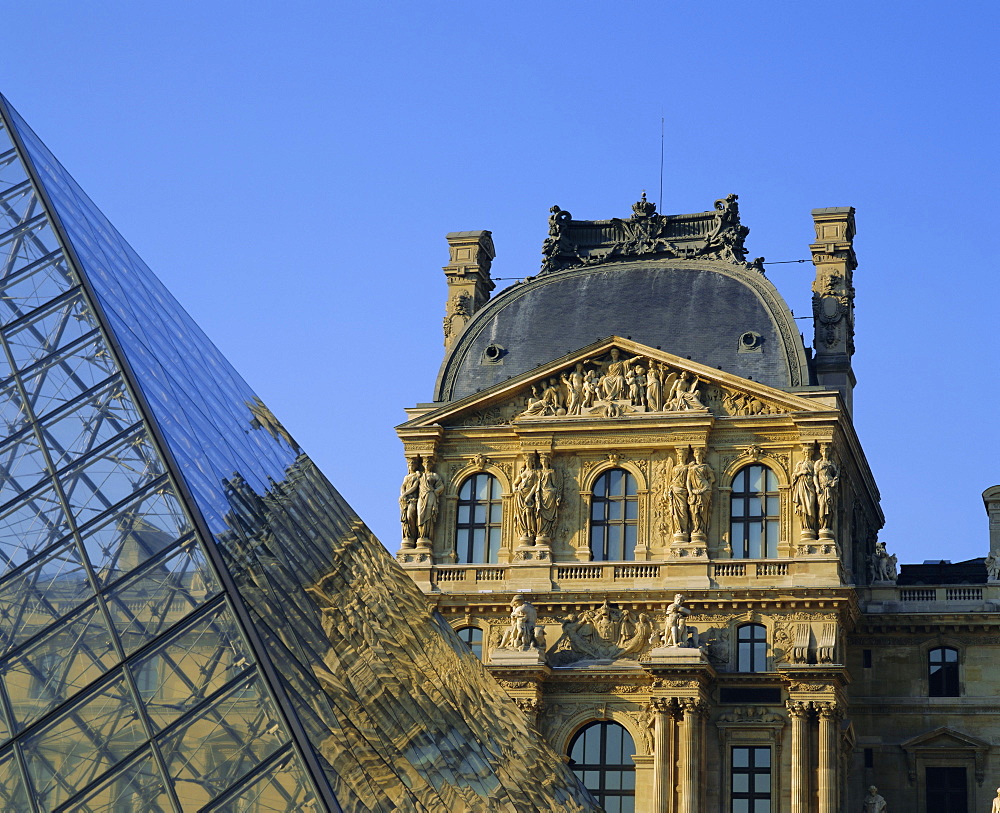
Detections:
[436, 197, 810, 403]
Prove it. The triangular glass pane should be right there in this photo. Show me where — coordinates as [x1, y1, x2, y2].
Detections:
[4, 291, 97, 371]
[0, 484, 70, 576]
[0, 253, 77, 328]
[21, 674, 145, 810]
[80, 483, 191, 586]
[63, 749, 172, 813]
[0, 181, 37, 237]
[204, 750, 318, 813]
[1, 429, 45, 498]
[105, 541, 218, 655]
[0, 381, 29, 437]
[129, 602, 254, 732]
[59, 431, 165, 526]
[0, 427, 50, 506]
[0, 540, 92, 657]
[0, 747, 29, 810]
[158, 675, 287, 811]
[22, 336, 117, 420]
[1, 601, 118, 731]
[40, 379, 141, 469]
[0, 217, 64, 283]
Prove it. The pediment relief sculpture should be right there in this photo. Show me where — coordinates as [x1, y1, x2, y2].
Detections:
[549, 600, 655, 666]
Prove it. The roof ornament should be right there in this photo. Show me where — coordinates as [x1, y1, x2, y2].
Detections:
[538, 194, 753, 275]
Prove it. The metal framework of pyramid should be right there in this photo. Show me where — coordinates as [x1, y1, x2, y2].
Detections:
[0, 96, 597, 813]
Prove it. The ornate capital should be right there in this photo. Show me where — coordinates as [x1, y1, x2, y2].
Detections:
[785, 700, 812, 718]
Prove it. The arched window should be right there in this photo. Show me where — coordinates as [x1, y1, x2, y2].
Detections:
[455, 626, 483, 660]
[730, 465, 779, 558]
[591, 468, 638, 561]
[455, 473, 502, 564]
[928, 646, 959, 697]
[737, 623, 768, 672]
[567, 721, 636, 812]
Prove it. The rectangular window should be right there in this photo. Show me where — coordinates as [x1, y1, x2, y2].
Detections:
[925, 766, 967, 813]
[863, 649, 872, 669]
[731, 746, 770, 813]
[864, 748, 874, 768]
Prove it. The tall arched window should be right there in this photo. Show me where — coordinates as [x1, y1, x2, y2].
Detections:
[737, 623, 768, 672]
[455, 473, 502, 564]
[567, 721, 636, 812]
[730, 465, 779, 558]
[455, 626, 483, 660]
[591, 469, 638, 561]
[928, 646, 959, 697]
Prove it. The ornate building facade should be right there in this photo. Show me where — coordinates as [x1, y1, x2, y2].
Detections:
[397, 198, 1000, 813]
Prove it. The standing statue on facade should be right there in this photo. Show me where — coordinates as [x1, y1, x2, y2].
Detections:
[870, 541, 898, 582]
[399, 457, 422, 546]
[664, 593, 692, 647]
[687, 447, 715, 539]
[815, 443, 840, 536]
[668, 448, 691, 541]
[792, 444, 819, 538]
[862, 786, 887, 813]
[535, 452, 561, 544]
[992, 787, 1000, 813]
[416, 456, 445, 546]
[513, 453, 539, 543]
[985, 553, 1000, 582]
[562, 363, 586, 416]
[645, 362, 663, 411]
[501, 595, 539, 651]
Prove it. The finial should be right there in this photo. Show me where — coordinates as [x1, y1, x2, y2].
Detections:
[631, 192, 656, 218]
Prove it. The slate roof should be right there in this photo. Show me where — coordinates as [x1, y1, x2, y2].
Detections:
[436, 258, 811, 402]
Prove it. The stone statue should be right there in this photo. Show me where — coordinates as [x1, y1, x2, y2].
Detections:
[792, 444, 818, 537]
[562, 363, 586, 416]
[513, 453, 539, 542]
[666, 371, 705, 411]
[870, 541, 897, 582]
[862, 785, 886, 813]
[687, 447, 715, 538]
[597, 348, 635, 402]
[503, 595, 539, 651]
[992, 787, 1000, 813]
[518, 385, 549, 419]
[664, 593, 691, 647]
[582, 369, 600, 408]
[986, 553, 1000, 582]
[668, 449, 691, 540]
[535, 453, 561, 544]
[645, 362, 663, 411]
[399, 458, 421, 546]
[627, 366, 646, 407]
[815, 443, 840, 534]
[416, 457, 444, 545]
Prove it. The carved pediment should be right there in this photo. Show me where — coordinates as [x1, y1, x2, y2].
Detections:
[902, 727, 990, 753]
[400, 338, 823, 431]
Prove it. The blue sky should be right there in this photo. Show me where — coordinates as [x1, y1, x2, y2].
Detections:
[3, 2, 998, 565]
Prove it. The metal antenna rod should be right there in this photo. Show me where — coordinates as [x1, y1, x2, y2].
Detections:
[659, 116, 664, 211]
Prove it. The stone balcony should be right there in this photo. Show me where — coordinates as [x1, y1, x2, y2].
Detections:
[864, 583, 1000, 613]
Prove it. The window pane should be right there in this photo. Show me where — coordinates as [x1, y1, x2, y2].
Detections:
[732, 524, 745, 558]
[748, 524, 761, 559]
[749, 467, 763, 493]
[625, 499, 637, 520]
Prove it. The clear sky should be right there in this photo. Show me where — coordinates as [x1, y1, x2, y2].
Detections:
[3, 2, 998, 567]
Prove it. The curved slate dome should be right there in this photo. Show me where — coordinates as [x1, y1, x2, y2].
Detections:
[436, 259, 810, 402]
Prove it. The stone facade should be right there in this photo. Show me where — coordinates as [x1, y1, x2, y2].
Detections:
[397, 198, 1000, 813]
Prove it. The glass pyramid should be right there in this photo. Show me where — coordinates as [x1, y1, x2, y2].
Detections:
[0, 95, 597, 813]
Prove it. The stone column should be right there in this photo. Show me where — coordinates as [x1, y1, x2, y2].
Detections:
[817, 702, 840, 813]
[679, 698, 701, 813]
[786, 700, 811, 813]
[651, 699, 673, 813]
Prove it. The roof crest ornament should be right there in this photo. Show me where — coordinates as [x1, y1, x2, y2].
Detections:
[539, 194, 752, 274]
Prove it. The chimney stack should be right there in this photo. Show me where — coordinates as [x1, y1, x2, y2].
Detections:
[442, 231, 495, 349]
[810, 207, 857, 414]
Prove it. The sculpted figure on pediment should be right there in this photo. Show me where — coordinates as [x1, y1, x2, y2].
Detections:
[664, 593, 692, 647]
[498, 595, 540, 651]
[551, 601, 652, 664]
[561, 363, 586, 416]
[595, 348, 636, 401]
[645, 363, 664, 411]
[792, 444, 819, 539]
[666, 371, 706, 411]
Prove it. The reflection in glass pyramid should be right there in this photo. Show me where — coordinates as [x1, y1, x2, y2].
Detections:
[0, 95, 597, 812]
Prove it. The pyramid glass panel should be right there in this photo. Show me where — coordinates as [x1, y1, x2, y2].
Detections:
[0, 94, 598, 811]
